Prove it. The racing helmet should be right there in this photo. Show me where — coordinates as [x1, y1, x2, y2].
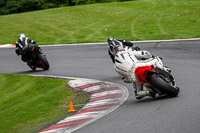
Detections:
[18, 33, 26, 41]
[108, 36, 123, 55]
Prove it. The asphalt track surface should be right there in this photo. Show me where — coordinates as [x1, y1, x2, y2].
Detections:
[1, 40, 200, 133]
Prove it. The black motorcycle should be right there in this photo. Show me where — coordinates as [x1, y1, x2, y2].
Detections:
[21, 44, 49, 71]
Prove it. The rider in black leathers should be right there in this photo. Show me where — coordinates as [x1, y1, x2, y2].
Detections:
[15, 33, 43, 65]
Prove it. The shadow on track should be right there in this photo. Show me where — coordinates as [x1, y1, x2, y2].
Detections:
[14, 70, 45, 74]
[126, 95, 180, 105]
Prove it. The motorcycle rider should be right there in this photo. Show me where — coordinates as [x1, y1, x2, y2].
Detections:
[108, 37, 140, 63]
[15, 33, 42, 64]
[107, 36, 170, 99]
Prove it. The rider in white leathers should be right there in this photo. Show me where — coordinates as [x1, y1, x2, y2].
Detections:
[108, 37, 170, 99]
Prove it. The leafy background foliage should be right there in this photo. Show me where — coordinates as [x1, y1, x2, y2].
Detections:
[0, 0, 133, 15]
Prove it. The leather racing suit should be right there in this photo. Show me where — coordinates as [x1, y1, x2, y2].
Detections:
[15, 36, 37, 62]
[108, 37, 167, 99]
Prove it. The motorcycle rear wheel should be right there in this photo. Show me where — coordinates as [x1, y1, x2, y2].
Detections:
[149, 74, 179, 97]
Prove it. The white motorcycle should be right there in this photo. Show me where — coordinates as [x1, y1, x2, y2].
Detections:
[114, 48, 180, 98]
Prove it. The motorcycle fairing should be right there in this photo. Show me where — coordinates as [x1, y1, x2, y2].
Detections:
[135, 65, 153, 83]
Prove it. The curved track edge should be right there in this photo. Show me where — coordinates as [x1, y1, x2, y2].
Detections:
[30, 75, 129, 133]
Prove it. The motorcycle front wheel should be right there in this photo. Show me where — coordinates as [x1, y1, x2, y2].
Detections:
[37, 54, 49, 70]
[149, 74, 179, 97]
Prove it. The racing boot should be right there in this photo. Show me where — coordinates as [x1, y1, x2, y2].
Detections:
[135, 90, 156, 99]
[133, 81, 147, 99]
[135, 90, 150, 100]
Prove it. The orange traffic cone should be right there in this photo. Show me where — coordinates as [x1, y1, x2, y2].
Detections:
[68, 101, 75, 112]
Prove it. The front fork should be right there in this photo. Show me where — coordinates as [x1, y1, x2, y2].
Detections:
[153, 67, 176, 86]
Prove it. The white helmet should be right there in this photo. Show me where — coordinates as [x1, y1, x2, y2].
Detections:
[108, 36, 123, 55]
[19, 33, 26, 41]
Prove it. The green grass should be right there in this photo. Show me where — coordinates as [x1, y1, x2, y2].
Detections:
[0, 0, 200, 44]
[0, 74, 89, 133]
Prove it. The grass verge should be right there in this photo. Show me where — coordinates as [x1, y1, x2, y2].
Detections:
[0, 0, 199, 44]
[0, 74, 90, 133]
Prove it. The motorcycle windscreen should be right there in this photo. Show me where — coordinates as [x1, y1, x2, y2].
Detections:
[135, 66, 153, 84]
